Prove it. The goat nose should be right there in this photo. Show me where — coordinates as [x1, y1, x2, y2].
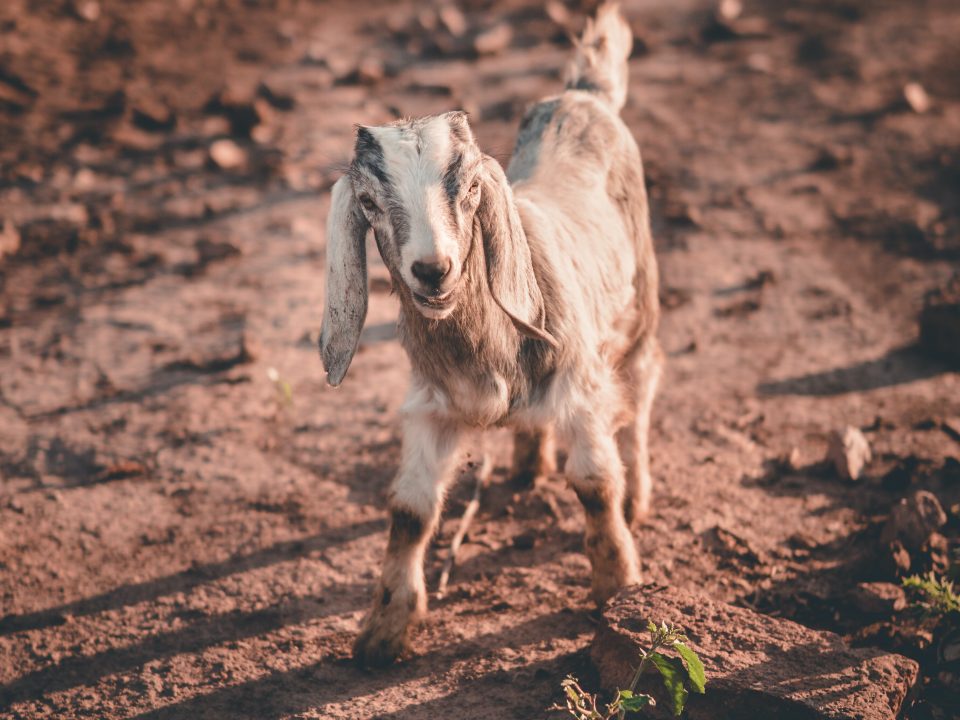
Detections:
[410, 256, 452, 290]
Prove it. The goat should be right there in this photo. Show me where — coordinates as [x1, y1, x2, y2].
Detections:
[320, 2, 661, 667]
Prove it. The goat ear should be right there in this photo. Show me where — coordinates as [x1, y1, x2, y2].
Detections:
[319, 176, 370, 386]
[477, 157, 559, 349]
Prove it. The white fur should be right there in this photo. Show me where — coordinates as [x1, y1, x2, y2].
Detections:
[345, 2, 657, 666]
[370, 120, 462, 308]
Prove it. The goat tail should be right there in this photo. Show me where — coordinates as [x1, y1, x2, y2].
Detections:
[563, 2, 633, 113]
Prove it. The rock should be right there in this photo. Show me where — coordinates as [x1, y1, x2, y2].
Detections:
[545, 0, 571, 27]
[438, 4, 467, 37]
[781, 446, 802, 472]
[903, 82, 931, 114]
[132, 97, 176, 132]
[357, 57, 385, 85]
[888, 539, 912, 574]
[919, 274, 960, 367]
[205, 82, 262, 137]
[473, 24, 512, 55]
[593, 586, 918, 720]
[701, 525, 765, 567]
[827, 426, 872, 480]
[718, 0, 743, 21]
[943, 416, 960, 441]
[417, 7, 438, 33]
[257, 79, 295, 111]
[75, 0, 100, 21]
[848, 582, 907, 617]
[882, 490, 947, 551]
[162, 313, 253, 373]
[209, 139, 246, 170]
[0, 220, 21, 260]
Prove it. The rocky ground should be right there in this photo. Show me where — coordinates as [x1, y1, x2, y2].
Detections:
[0, 0, 958, 718]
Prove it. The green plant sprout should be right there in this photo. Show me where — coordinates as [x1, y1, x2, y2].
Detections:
[902, 571, 960, 617]
[553, 621, 706, 719]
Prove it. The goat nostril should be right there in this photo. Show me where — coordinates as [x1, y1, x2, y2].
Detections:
[411, 258, 452, 289]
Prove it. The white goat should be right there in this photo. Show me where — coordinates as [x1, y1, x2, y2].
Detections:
[320, 2, 661, 667]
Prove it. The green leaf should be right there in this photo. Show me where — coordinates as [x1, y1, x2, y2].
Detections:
[675, 642, 706, 694]
[648, 652, 690, 716]
[618, 689, 655, 712]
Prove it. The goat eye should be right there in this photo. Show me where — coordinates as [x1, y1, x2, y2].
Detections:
[468, 179, 480, 195]
[358, 194, 379, 213]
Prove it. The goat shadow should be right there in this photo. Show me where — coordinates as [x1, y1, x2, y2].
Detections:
[756, 344, 950, 397]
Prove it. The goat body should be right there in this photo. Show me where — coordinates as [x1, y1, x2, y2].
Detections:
[320, 2, 662, 667]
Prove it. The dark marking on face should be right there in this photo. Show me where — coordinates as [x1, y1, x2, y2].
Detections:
[442, 151, 463, 205]
[387, 507, 425, 549]
[354, 127, 390, 186]
[381, 586, 392, 606]
[385, 200, 411, 248]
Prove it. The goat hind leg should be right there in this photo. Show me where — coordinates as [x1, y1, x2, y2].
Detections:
[618, 339, 662, 525]
[564, 406, 641, 605]
[510, 425, 556, 488]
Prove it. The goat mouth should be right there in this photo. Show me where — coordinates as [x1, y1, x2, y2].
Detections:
[412, 290, 455, 313]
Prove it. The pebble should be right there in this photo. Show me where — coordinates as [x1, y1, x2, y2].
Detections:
[827, 426, 872, 481]
[209, 139, 246, 170]
[474, 24, 512, 55]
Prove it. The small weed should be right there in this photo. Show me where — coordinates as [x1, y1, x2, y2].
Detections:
[266, 366, 293, 407]
[902, 571, 960, 617]
[553, 621, 706, 719]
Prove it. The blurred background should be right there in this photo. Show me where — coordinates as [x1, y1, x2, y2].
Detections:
[0, 1, 958, 718]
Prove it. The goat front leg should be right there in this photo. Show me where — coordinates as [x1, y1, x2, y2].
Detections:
[563, 404, 641, 605]
[353, 409, 463, 667]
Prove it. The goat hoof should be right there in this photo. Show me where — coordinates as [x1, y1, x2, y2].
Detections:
[353, 625, 409, 668]
[588, 545, 641, 606]
[591, 575, 641, 606]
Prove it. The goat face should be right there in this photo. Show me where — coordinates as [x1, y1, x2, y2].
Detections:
[349, 112, 482, 320]
[320, 111, 557, 387]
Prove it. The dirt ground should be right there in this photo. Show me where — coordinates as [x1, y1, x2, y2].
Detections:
[1, 0, 958, 718]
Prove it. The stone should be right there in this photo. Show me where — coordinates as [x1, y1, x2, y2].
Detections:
[888, 540, 912, 574]
[75, 0, 100, 21]
[827, 426, 872, 480]
[438, 4, 467, 37]
[593, 586, 918, 720]
[848, 582, 907, 617]
[357, 57, 385, 85]
[209, 139, 246, 170]
[882, 490, 947, 551]
[0, 220, 21, 260]
[205, 82, 262, 137]
[903, 82, 931, 114]
[473, 24, 512, 55]
[132, 97, 176, 132]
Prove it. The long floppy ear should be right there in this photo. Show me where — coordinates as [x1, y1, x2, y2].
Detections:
[319, 175, 370, 386]
[477, 156, 559, 348]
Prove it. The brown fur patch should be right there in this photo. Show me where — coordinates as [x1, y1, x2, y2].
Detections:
[387, 508, 425, 549]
